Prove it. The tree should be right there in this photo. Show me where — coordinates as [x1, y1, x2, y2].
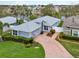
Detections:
[3, 23, 9, 27]
[29, 15, 37, 20]
[41, 4, 54, 16]
[13, 5, 32, 17]
[16, 19, 24, 25]
[0, 22, 3, 35]
[53, 12, 61, 19]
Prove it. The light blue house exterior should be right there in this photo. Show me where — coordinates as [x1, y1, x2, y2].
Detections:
[11, 22, 41, 38]
[0, 16, 16, 32]
[11, 16, 60, 38]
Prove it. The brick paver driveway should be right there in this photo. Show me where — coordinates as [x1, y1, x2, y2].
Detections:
[35, 32, 73, 58]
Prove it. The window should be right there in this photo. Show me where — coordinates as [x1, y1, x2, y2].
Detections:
[13, 30, 17, 35]
[73, 31, 78, 37]
[44, 26, 48, 30]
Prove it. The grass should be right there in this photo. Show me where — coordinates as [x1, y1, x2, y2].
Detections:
[58, 21, 63, 27]
[0, 41, 45, 58]
[59, 39, 79, 58]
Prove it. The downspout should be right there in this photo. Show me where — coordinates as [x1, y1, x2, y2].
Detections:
[71, 29, 72, 36]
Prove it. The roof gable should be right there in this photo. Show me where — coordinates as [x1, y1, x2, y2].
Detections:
[32, 16, 60, 26]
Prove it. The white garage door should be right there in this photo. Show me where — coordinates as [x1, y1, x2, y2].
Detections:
[52, 27, 63, 32]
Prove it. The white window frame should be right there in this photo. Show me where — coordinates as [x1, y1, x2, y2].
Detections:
[72, 30, 79, 37]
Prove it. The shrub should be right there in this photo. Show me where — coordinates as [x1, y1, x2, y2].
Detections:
[47, 32, 52, 37]
[29, 15, 37, 20]
[62, 35, 79, 40]
[59, 32, 65, 38]
[25, 43, 32, 48]
[0, 21, 3, 35]
[16, 19, 24, 25]
[60, 32, 79, 41]
[2, 34, 33, 44]
[50, 29, 55, 34]
[47, 29, 55, 37]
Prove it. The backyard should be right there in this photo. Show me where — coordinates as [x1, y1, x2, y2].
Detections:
[59, 38, 79, 58]
[0, 41, 45, 58]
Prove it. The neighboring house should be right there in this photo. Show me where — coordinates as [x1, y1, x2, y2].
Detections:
[63, 16, 79, 37]
[0, 16, 16, 32]
[11, 16, 60, 38]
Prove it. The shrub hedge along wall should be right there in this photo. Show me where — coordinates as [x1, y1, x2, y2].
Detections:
[2, 34, 33, 44]
[60, 32, 79, 41]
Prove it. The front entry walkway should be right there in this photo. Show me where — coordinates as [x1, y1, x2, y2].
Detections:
[34, 32, 73, 58]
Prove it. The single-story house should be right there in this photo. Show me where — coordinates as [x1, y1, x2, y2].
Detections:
[0, 16, 16, 32]
[63, 16, 79, 37]
[11, 16, 60, 38]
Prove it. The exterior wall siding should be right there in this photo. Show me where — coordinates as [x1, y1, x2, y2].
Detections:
[12, 30, 32, 38]
[32, 28, 41, 37]
[18, 31, 32, 38]
[63, 27, 79, 37]
[63, 27, 71, 36]
[3, 26, 9, 32]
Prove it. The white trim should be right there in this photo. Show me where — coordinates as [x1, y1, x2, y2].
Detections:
[72, 29, 79, 37]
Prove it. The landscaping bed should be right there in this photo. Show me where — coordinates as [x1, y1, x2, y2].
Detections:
[2, 33, 33, 44]
[47, 29, 55, 37]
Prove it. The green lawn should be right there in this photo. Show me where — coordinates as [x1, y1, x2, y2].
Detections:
[0, 41, 45, 58]
[59, 39, 79, 58]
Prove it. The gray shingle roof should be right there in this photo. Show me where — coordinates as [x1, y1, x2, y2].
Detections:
[63, 16, 79, 29]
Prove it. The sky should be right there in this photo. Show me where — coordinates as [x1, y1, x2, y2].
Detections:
[0, 0, 79, 5]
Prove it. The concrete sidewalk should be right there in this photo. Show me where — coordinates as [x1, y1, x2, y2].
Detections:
[35, 33, 73, 58]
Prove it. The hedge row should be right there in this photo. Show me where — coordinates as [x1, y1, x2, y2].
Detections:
[62, 35, 79, 40]
[2, 34, 33, 44]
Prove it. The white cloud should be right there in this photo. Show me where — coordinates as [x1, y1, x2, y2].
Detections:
[0, 0, 79, 5]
